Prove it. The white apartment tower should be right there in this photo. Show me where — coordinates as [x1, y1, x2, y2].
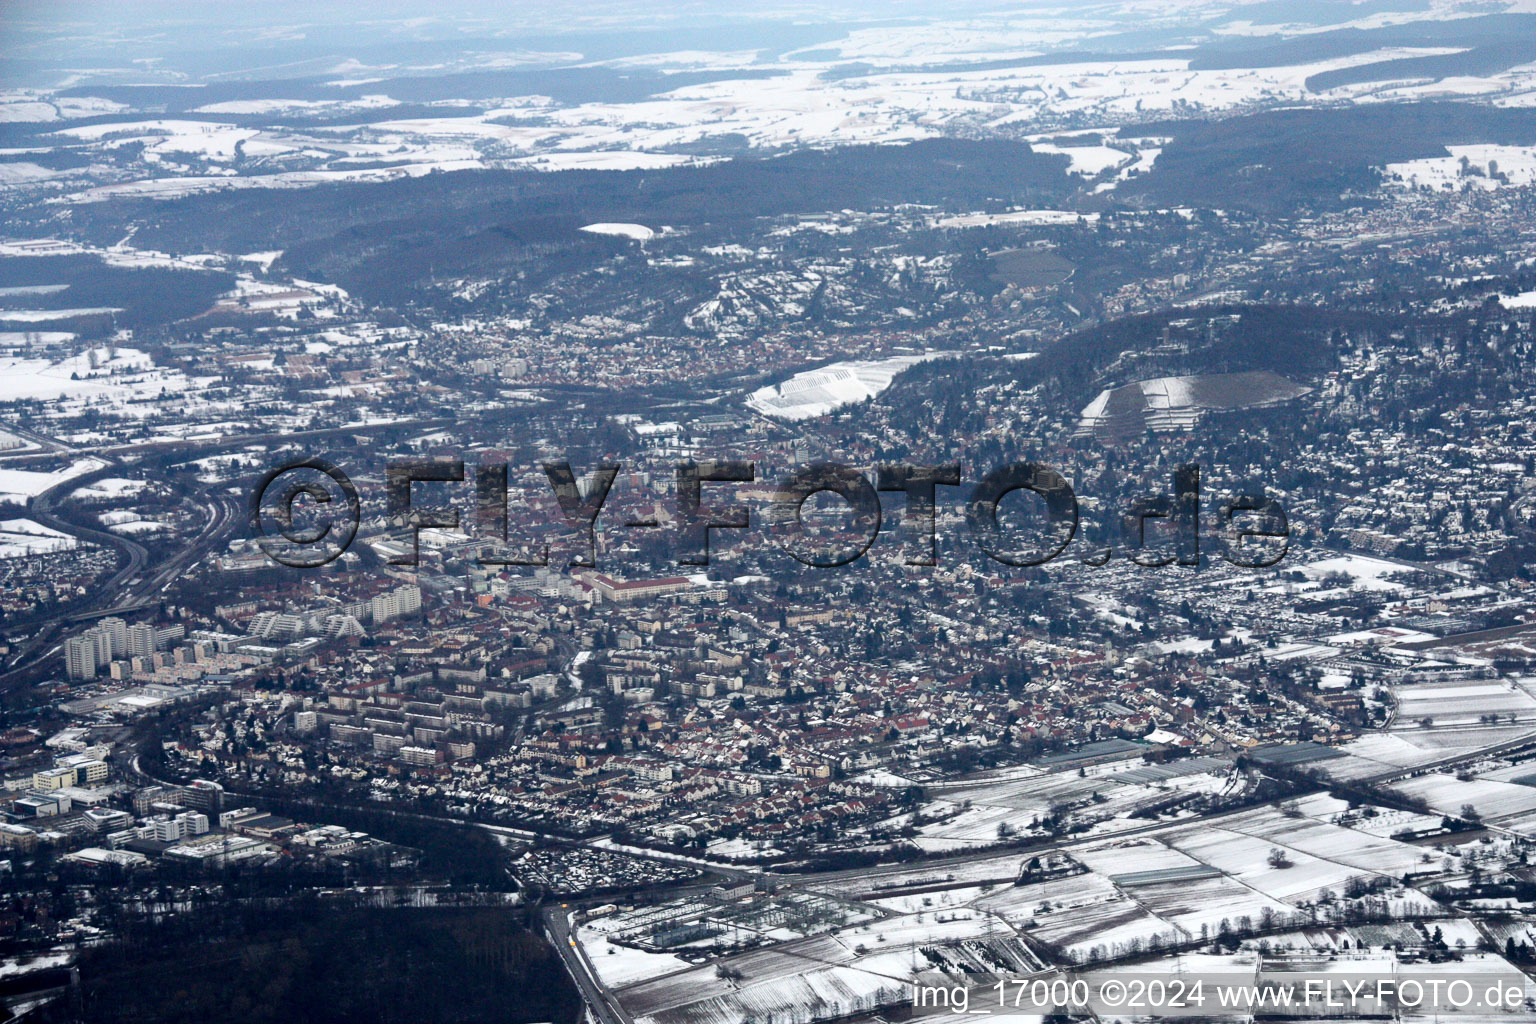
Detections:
[64, 634, 98, 680]
[127, 622, 157, 659]
[371, 584, 422, 623]
[97, 616, 128, 658]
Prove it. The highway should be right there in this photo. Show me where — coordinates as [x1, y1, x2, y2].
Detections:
[5, 422, 76, 456]
[0, 417, 447, 688]
[544, 904, 637, 1024]
[112, 686, 1536, 1024]
[126, 732, 633, 1024]
[0, 462, 150, 684]
[14, 420, 1535, 1020]
[535, 724, 1536, 1021]
[0, 478, 240, 687]
[89, 416, 455, 463]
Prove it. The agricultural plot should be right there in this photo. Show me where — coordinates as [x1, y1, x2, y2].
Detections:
[1395, 721, 1532, 752]
[617, 934, 857, 1019]
[1390, 679, 1536, 730]
[1075, 835, 1295, 938]
[1240, 926, 1361, 952]
[1428, 918, 1485, 950]
[934, 765, 1128, 812]
[629, 959, 909, 1024]
[1125, 872, 1292, 940]
[1072, 837, 1201, 879]
[1219, 806, 1428, 875]
[1026, 892, 1175, 960]
[1471, 759, 1536, 784]
[1481, 919, 1536, 950]
[1317, 724, 1526, 781]
[1250, 921, 1468, 953]
[808, 852, 1024, 899]
[615, 910, 1032, 1024]
[915, 935, 1046, 975]
[972, 870, 1122, 930]
[1345, 921, 1443, 949]
[1388, 953, 1536, 1014]
[1338, 805, 1447, 839]
[1313, 734, 1430, 779]
[914, 765, 1231, 850]
[968, 864, 1184, 959]
[1390, 773, 1536, 823]
[1284, 793, 1352, 817]
[866, 884, 994, 914]
[580, 921, 692, 989]
[844, 910, 1010, 950]
[1494, 809, 1536, 838]
[612, 891, 880, 953]
[1160, 826, 1365, 906]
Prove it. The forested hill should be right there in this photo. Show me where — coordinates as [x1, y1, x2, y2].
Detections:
[67, 903, 580, 1024]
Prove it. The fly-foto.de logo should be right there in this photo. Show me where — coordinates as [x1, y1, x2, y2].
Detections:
[249, 457, 1288, 571]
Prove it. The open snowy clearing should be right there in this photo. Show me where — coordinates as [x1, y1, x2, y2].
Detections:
[1390, 773, 1536, 825]
[579, 222, 657, 241]
[0, 347, 189, 404]
[0, 458, 106, 505]
[747, 353, 950, 421]
[0, 518, 76, 557]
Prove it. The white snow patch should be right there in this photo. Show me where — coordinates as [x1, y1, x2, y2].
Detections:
[580, 222, 656, 241]
[747, 353, 950, 421]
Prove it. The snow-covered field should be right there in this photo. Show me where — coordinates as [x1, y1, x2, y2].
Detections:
[807, 851, 1025, 899]
[71, 477, 146, 499]
[865, 884, 993, 915]
[0, 347, 186, 404]
[22, 0, 1536, 205]
[0, 458, 105, 505]
[1023, 884, 1175, 957]
[0, 951, 72, 978]
[579, 919, 690, 990]
[1161, 825, 1370, 906]
[1386, 145, 1536, 191]
[69, 159, 490, 202]
[909, 758, 1232, 850]
[1390, 679, 1536, 730]
[613, 920, 988, 1024]
[108, 519, 166, 535]
[1215, 805, 1427, 876]
[0, 307, 121, 322]
[1318, 732, 1468, 782]
[1390, 773, 1536, 825]
[747, 353, 949, 421]
[580, 222, 657, 241]
[935, 209, 1100, 229]
[1026, 142, 1131, 177]
[1077, 372, 1312, 435]
[1072, 837, 1290, 939]
[0, 518, 76, 557]
[1297, 553, 1414, 593]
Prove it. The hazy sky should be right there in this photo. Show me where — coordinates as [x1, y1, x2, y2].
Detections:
[0, 0, 1484, 90]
